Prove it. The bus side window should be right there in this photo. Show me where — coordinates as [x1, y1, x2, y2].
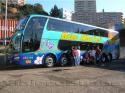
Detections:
[48, 19, 75, 33]
[63, 21, 73, 32]
[78, 25, 85, 34]
[98, 29, 108, 37]
[47, 19, 64, 32]
[47, 19, 55, 31]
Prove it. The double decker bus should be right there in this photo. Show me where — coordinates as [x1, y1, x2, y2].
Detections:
[6, 14, 120, 67]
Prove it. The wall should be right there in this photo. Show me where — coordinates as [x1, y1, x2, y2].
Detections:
[120, 47, 125, 59]
[0, 19, 17, 39]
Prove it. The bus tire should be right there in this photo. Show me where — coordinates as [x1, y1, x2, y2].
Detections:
[44, 54, 55, 67]
[60, 54, 68, 66]
[101, 54, 108, 63]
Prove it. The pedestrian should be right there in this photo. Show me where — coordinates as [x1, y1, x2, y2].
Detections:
[66, 48, 74, 66]
[71, 46, 75, 66]
[84, 48, 90, 63]
[95, 45, 102, 62]
[89, 46, 96, 63]
[72, 46, 81, 66]
[77, 46, 81, 65]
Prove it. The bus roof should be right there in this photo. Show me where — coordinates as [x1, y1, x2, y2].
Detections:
[29, 14, 119, 34]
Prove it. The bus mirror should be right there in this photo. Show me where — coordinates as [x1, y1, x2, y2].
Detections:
[17, 33, 21, 36]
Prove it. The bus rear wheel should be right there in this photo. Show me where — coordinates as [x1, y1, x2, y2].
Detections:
[60, 54, 68, 66]
[101, 54, 108, 63]
[44, 55, 55, 67]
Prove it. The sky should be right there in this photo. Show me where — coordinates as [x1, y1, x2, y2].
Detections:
[26, 0, 125, 17]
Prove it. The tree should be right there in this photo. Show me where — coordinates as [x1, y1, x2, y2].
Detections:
[16, 4, 48, 19]
[34, 3, 43, 14]
[0, 2, 5, 13]
[0, 3, 49, 19]
[50, 5, 62, 18]
[20, 4, 34, 16]
[33, 3, 48, 15]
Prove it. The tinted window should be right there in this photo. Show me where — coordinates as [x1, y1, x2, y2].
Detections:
[47, 19, 73, 32]
[22, 17, 47, 52]
[47, 19, 64, 31]
[16, 17, 29, 30]
[58, 40, 103, 51]
[47, 19, 108, 37]
[96, 29, 108, 37]
[58, 40, 81, 51]
[81, 27, 108, 37]
[14, 35, 21, 52]
[63, 21, 74, 32]
[79, 25, 95, 35]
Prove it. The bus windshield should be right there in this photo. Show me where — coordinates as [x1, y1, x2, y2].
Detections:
[22, 17, 47, 52]
[16, 17, 29, 31]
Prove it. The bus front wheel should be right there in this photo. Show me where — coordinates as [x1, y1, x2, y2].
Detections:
[44, 54, 55, 67]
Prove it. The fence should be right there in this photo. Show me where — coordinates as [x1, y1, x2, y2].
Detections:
[0, 19, 17, 39]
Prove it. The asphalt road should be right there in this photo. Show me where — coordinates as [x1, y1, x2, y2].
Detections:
[0, 58, 125, 93]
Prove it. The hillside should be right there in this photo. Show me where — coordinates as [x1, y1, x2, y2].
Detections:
[0, 3, 48, 19]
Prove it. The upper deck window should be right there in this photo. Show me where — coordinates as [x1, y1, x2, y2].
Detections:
[47, 18, 108, 37]
[47, 19, 73, 32]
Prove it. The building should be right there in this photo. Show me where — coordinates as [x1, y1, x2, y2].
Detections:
[0, 0, 25, 6]
[97, 11, 123, 29]
[73, 0, 123, 29]
[0, 19, 17, 39]
[61, 8, 72, 21]
[73, 0, 97, 26]
[72, 11, 123, 29]
[75, 0, 96, 12]
[72, 12, 97, 25]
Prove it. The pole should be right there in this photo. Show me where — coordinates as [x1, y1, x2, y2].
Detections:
[0, 3, 1, 13]
[5, 0, 8, 46]
[3, 0, 8, 66]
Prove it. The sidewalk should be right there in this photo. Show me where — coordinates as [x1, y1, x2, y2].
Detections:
[0, 46, 5, 53]
[120, 47, 125, 59]
[0, 46, 5, 49]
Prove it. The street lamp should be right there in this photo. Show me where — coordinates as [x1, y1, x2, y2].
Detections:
[5, 0, 8, 46]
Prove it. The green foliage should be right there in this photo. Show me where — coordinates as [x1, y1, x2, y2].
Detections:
[20, 4, 34, 16]
[0, 2, 5, 13]
[34, 3, 43, 13]
[0, 3, 49, 19]
[0, 3, 63, 19]
[50, 5, 63, 18]
[17, 4, 49, 19]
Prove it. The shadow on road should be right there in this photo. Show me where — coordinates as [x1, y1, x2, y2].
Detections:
[0, 64, 49, 71]
[83, 58, 125, 72]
